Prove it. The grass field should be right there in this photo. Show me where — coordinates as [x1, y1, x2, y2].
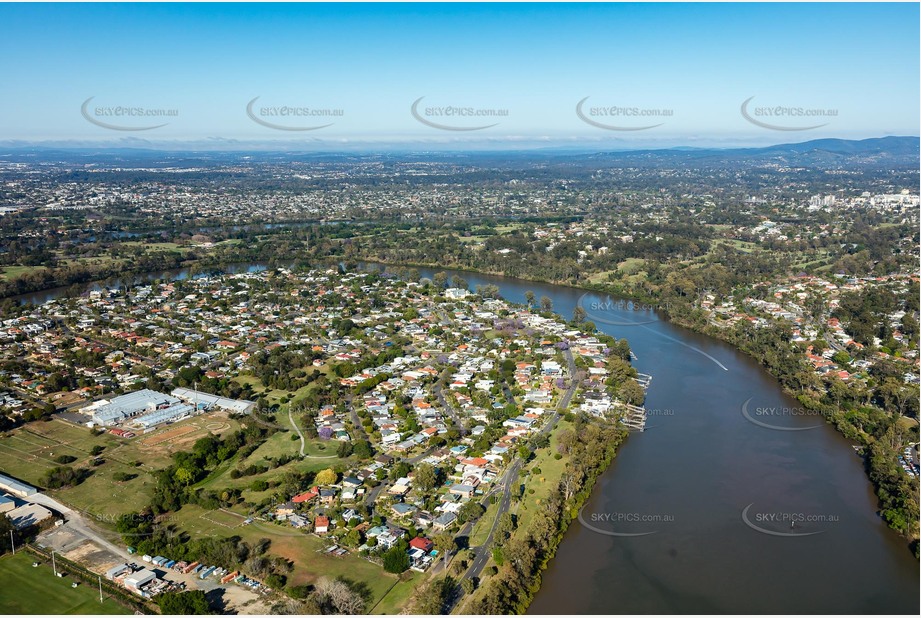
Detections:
[196, 428, 340, 498]
[246, 429, 300, 461]
[0, 552, 130, 615]
[170, 504, 398, 608]
[586, 270, 617, 284]
[370, 572, 421, 614]
[617, 257, 646, 273]
[0, 265, 47, 280]
[119, 241, 185, 252]
[0, 414, 240, 519]
[513, 419, 570, 532]
[469, 497, 501, 547]
[0, 421, 147, 509]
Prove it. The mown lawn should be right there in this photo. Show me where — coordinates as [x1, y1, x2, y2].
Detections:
[370, 572, 421, 614]
[196, 430, 343, 497]
[514, 419, 570, 533]
[0, 552, 131, 614]
[469, 496, 501, 547]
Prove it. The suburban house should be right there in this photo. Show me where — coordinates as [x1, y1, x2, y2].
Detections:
[449, 483, 477, 498]
[292, 488, 319, 503]
[391, 502, 417, 517]
[275, 501, 296, 520]
[409, 536, 434, 553]
[289, 514, 309, 529]
[433, 511, 457, 531]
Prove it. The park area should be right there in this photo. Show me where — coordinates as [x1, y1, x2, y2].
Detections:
[0, 552, 130, 614]
[195, 427, 341, 505]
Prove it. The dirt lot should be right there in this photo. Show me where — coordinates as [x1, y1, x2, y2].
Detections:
[38, 526, 126, 574]
[35, 519, 270, 614]
[139, 423, 201, 446]
[127, 411, 236, 466]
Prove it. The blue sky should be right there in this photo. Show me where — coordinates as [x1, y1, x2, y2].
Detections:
[0, 2, 917, 149]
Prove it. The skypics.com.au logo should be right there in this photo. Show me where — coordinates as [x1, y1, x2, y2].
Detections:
[740, 96, 837, 131]
[576, 96, 672, 131]
[578, 293, 668, 327]
[246, 96, 343, 131]
[578, 504, 674, 537]
[741, 397, 825, 431]
[410, 97, 508, 131]
[81, 97, 178, 131]
[741, 504, 838, 537]
[84, 511, 177, 538]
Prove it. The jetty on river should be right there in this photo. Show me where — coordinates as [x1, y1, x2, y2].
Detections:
[613, 373, 652, 430]
[614, 401, 647, 431]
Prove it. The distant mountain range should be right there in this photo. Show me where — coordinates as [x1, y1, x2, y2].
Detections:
[1, 136, 917, 168]
[588, 136, 919, 168]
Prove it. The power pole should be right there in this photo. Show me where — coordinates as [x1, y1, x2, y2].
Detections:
[99, 574, 103, 603]
[52, 550, 57, 576]
[9, 530, 14, 555]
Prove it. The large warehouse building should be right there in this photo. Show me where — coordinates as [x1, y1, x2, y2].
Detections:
[84, 387, 255, 430]
[171, 387, 256, 414]
[0, 472, 38, 498]
[88, 389, 182, 427]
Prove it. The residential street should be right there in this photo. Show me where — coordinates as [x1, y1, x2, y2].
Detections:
[445, 345, 576, 612]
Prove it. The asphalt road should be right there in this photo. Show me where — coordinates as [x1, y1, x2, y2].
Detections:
[445, 344, 576, 612]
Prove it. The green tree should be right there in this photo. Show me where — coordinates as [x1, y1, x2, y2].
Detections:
[382, 546, 410, 573]
[353, 440, 373, 460]
[458, 500, 485, 524]
[0, 514, 16, 554]
[413, 463, 438, 493]
[433, 532, 456, 557]
[174, 466, 196, 486]
[157, 590, 210, 614]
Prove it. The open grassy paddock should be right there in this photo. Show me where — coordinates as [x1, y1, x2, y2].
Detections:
[370, 572, 421, 614]
[0, 265, 48, 280]
[170, 504, 397, 608]
[0, 552, 130, 615]
[513, 419, 571, 532]
[0, 413, 242, 519]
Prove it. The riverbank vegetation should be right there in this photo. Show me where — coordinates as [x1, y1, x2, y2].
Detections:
[463, 416, 629, 613]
